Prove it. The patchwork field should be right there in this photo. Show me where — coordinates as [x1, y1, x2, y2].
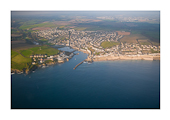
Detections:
[116, 31, 130, 35]
[32, 27, 51, 31]
[11, 50, 19, 58]
[74, 27, 87, 31]
[152, 42, 160, 46]
[11, 45, 59, 70]
[19, 22, 59, 30]
[11, 34, 22, 37]
[120, 34, 147, 43]
[11, 41, 37, 51]
[138, 39, 151, 45]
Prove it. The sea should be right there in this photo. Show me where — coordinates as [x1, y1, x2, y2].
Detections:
[11, 47, 160, 109]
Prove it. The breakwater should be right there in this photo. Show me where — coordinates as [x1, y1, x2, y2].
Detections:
[73, 60, 84, 70]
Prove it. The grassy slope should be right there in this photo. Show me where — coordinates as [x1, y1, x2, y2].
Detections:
[11, 62, 27, 70]
[12, 54, 31, 63]
[11, 45, 59, 70]
[101, 41, 120, 48]
[11, 54, 32, 70]
[20, 50, 33, 57]
[11, 50, 19, 58]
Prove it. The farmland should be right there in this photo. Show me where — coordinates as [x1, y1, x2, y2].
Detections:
[11, 54, 32, 70]
[101, 41, 120, 48]
[120, 34, 147, 43]
[11, 45, 59, 70]
[11, 61, 29, 71]
[152, 42, 160, 46]
[138, 39, 151, 45]
[12, 54, 31, 64]
[74, 27, 87, 31]
[32, 27, 51, 31]
[20, 50, 33, 57]
[29, 46, 59, 56]
[11, 50, 19, 58]
[11, 41, 37, 51]
[19, 22, 59, 30]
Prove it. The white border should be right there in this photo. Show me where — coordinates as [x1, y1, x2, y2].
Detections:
[1, 0, 170, 120]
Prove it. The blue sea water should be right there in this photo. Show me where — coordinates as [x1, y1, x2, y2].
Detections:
[11, 50, 160, 109]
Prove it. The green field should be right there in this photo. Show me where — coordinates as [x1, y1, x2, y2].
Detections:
[12, 54, 31, 64]
[11, 50, 19, 58]
[28, 46, 59, 56]
[20, 50, 33, 57]
[11, 45, 59, 70]
[59, 26, 65, 29]
[11, 54, 32, 70]
[101, 41, 120, 48]
[74, 27, 87, 31]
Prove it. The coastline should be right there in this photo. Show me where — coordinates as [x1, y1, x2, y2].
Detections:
[93, 55, 160, 62]
[11, 46, 76, 74]
[72, 46, 160, 62]
[11, 46, 160, 74]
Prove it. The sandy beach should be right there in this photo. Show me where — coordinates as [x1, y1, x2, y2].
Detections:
[93, 55, 160, 61]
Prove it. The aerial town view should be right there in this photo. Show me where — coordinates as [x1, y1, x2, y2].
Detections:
[11, 11, 160, 109]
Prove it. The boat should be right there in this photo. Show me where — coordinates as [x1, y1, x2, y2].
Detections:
[11, 73, 15, 75]
[75, 58, 76, 60]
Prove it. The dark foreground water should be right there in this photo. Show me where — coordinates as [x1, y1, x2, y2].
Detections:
[11, 51, 160, 109]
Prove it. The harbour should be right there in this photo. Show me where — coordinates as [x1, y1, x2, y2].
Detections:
[11, 51, 160, 108]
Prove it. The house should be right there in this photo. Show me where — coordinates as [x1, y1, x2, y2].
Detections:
[58, 57, 64, 63]
[50, 55, 54, 58]
[30, 55, 33, 58]
[50, 58, 54, 61]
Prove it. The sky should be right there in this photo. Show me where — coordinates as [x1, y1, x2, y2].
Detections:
[11, 11, 160, 19]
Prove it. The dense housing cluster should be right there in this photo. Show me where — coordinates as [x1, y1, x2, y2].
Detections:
[34, 28, 160, 60]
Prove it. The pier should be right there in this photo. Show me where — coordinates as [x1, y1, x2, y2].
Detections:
[73, 60, 84, 70]
[73, 58, 93, 70]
